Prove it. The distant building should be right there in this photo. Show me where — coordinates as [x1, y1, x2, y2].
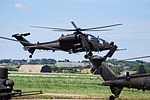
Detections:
[0, 64, 5, 67]
[56, 62, 89, 67]
[55, 62, 90, 73]
[19, 65, 51, 73]
[120, 71, 137, 76]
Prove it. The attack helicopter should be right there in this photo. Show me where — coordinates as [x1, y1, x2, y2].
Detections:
[0, 21, 122, 58]
[88, 48, 150, 100]
[0, 67, 42, 100]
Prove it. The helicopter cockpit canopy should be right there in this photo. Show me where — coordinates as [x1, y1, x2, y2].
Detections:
[86, 34, 107, 44]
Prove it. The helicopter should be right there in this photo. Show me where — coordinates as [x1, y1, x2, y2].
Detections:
[0, 67, 42, 100]
[88, 47, 150, 100]
[0, 21, 122, 58]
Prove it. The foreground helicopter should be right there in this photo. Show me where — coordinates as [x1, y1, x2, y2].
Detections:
[0, 21, 122, 58]
[0, 67, 42, 100]
[88, 48, 150, 100]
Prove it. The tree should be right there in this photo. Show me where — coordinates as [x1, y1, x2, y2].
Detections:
[5, 65, 18, 71]
[138, 64, 147, 74]
[111, 66, 122, 75]
[51, 65, 60, 72]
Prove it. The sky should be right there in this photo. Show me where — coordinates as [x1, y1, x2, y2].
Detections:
[0, 0, 150, 61]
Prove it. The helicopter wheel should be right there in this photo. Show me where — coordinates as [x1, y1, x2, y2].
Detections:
[84, 51, 93, 59]
[84, 54, 89, 59]
[29, 55, 32, 58]
[109, 95, 115, 100]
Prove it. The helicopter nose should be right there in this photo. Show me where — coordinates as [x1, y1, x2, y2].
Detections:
[110, 41, 114, 46]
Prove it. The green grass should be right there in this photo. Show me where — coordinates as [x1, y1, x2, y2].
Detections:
[9, 72, 150, 100]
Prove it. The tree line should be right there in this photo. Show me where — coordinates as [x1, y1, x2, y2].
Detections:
[0, 58, 150, 74]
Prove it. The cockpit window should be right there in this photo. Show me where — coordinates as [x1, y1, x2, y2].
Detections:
[87, 34, 96, 41]
[98, 38, 106, 44]
[86, 34, 106, 44]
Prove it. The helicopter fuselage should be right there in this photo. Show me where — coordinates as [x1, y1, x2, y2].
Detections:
[24, 33, 114, 54]
[103, 74, 150, 91]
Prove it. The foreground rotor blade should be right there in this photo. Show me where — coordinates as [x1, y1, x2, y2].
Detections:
[122, 56, 150, 61]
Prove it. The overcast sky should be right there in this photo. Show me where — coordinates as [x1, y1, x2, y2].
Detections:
[0, 0, 150, 61]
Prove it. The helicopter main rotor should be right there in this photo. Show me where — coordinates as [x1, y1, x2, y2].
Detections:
[31, 21, 122, 33]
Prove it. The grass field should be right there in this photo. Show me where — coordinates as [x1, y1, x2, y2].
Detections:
[9, 72, 150, 100]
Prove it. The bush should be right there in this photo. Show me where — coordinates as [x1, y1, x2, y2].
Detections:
[6, 65, 18, 71]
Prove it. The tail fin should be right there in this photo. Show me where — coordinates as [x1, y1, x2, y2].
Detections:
[12, 33, 35, 58]
[12, 33, 31, 46]
[89, 55, 124, 98]
[100, 63, 116, 81]
[89, 55, 116, 81]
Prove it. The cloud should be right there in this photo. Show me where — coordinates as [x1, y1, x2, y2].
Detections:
[14, 2, 28, 10]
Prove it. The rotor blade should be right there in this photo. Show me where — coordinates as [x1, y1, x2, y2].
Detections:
[82, 23, 122, 31]
[31, 26, 78, 31]
[81, 29, 113, 31]
[31, 23, 122, 32]
[53, 29, 76, 31]
[71, 21, 78, 29]
[122, 56, 150, 61]
[30, 26, 72, 31]
[0, 36, 31, 44]
[0, 36, 19, 42]
[116, 48, 127, 51]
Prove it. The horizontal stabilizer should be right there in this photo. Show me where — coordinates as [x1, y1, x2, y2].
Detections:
[12, 33, 30, 37]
